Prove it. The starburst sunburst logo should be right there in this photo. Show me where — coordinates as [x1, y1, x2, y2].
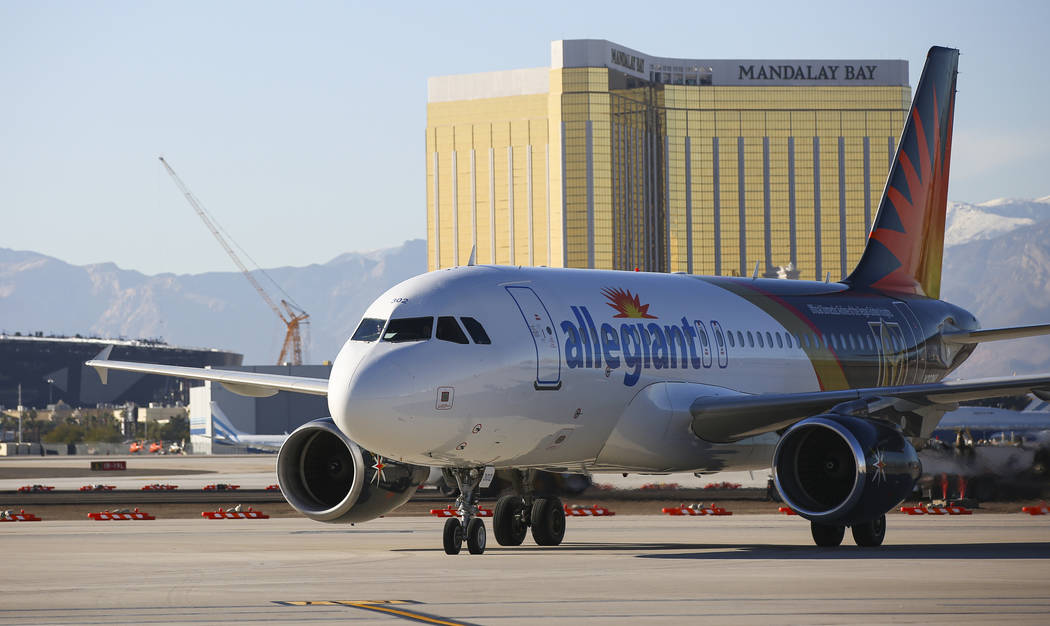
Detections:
[601, 287, 657, 319]
[371, 456, 386, 485]
[870, 449, 887, 485]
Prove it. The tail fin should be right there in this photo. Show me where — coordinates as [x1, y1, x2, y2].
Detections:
[209, 402, 243, 443]
[846, 46, 959, 299]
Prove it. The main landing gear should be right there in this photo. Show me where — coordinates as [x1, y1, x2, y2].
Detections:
[492, 469, 565, 548]
[441, 469, 567, 555]
[810, 514, 887, 547]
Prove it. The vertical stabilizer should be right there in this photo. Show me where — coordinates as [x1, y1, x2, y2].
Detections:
[846, 46, 959, 298]
[209, 402, 243, 443]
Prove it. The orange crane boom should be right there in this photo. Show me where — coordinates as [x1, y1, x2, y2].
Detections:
[159, 156, 309, 365]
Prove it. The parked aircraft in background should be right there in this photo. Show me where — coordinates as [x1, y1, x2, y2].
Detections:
[205, 402, 286, 453]
[88, 47, 1050, 554]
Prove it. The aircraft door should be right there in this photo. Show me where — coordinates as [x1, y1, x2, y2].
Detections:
[709, 320, 729, 368]
[893, 301, 927, 384]
[693, 321, 713, 368]
[505, 286, 562, 390]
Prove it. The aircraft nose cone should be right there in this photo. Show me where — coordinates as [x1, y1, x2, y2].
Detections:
[329, 344, 456, 461]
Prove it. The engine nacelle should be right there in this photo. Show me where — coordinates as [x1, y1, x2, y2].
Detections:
[276, 417, 429, 523]
[773, 414, 921, 525]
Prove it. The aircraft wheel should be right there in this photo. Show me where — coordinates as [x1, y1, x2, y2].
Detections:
[466, 517, 487, 554]
[494, 495, 528, 545]
[851, 514, 886, 547]
[530, 497, 566, 546]
[810, 522, 845, 547]
[442, 517, 463, 555]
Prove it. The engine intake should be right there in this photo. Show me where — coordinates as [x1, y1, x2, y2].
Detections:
[276, 417, 429, 523]
[773, 415, 921, 525]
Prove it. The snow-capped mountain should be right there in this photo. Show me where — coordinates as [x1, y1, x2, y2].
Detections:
[944, 196, 1050, 247]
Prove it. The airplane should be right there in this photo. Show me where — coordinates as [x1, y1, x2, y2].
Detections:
[932, 397, 1050, 444]
[203, 400, 287, 453]
[87, 46, 1050, 554]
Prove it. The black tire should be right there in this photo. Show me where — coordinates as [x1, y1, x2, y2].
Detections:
[810, 522, 845, 547]
[466, 517, 486, 555]
[493, 495, 528, 546]
[443, 517, 463, 555]
[851, 515, 886, 547]
[530, 497, 566, 546]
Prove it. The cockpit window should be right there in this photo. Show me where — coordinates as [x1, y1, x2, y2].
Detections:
[436, 316, 469, 344]
[460, 317, 491, 344]
[351, 318, 386, 342]
[382, 317, 433, 343]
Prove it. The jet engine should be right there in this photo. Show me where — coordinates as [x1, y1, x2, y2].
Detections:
[773, 415, 921, 525]
[276, 417, 429, 523]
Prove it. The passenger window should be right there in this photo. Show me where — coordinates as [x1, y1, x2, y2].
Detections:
[351, 318, 386, 342]
[776, 333, 783, 349]
[437, 316, 469, 344]
[737, 331, 745, 347]
[726, 332, 735, 348]
[699, 328, 710, 347]
[460, 317, 491, 344]
[757, 332, 764, 348]
[765, 331, 773, 348]
[747, 331, 755, 348]
[382, 317, 433, 343]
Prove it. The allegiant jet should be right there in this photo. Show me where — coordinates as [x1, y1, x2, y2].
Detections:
[89, 47, 1050, 554]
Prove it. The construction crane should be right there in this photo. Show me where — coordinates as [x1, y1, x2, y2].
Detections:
[159, 156, 309, 365]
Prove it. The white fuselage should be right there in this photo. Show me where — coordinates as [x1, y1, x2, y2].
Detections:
[327, 265, 827, 474]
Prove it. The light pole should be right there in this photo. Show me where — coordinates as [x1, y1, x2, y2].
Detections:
[17, 383, 23, 444]
[46, 378, 54, 406]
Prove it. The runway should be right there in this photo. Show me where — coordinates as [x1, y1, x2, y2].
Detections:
[3, 514, 1049, 624]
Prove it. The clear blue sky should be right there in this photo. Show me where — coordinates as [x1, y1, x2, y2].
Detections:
[3, 0, 1048, 275]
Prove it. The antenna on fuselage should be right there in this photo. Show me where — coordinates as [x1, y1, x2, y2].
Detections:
[751, 261, 760, 280]
[466, 245, 477, 266]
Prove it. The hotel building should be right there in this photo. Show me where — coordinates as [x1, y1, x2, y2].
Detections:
[426, 39, 909, 279]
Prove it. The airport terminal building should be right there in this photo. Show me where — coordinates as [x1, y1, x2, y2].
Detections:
[427, 39, 910, 279]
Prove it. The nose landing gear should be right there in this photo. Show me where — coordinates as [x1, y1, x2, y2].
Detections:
[442, 468, 487, 555]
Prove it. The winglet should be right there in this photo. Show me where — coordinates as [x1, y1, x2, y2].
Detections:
[88, 345, 114, 385]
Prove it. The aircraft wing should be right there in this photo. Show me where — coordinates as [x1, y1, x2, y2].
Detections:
[691, 373, 1050, 443]
[86, 347, 328, 398]
[942, 323, 1050, 345]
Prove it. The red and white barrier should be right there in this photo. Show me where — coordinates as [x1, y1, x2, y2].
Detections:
[202, 508, 269, 519]
[88, 508, 156, 521]
[662, 504, 732, 516]
[1021, 503, 1050, 516]
[0, 509, 42, 522]
[429, 506, 492, 518]
[564, 504, 615, 516]
[899, 503, 972, 515]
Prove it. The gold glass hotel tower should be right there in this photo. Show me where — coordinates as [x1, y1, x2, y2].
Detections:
[426, 40, 910, 280]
